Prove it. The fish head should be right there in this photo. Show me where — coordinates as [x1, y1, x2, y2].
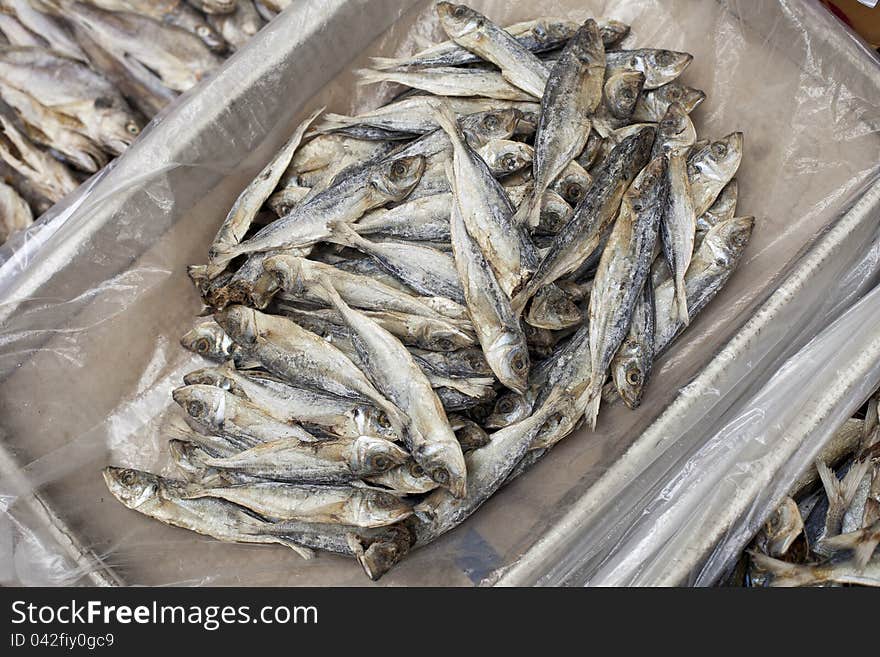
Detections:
[348, 436, 409, 476]
[371, 460, 439, 494]
[261, 254, 306, 295]
[604, 71, 645, 120]
[420, 323, 476, 352]
[612, 339, 649, 409]
[537, 191, 573, 234]
[214, 305, 259, 345]
[556, 168, 592, 206]
[495, 141, 533, 175]
[172, 384, 227, 431]
[348, 526, 414, 581]
[414, 439, 468, 498]
[485, 391, 532, 428]
[690, 132, 743, 188]
[704, 216, 754, 266]
[486, 332, 530, 394]
[527, 284, 582, 330]
[643, 50, 693, 83]
[436, 2, 484, 39]
[182, 366, 242, 395]
[568, 19, 605, 66]
[657, 102, 696, 152]
[657, 82, 705, 114]
[102, 467, 160, 510]
[353, 405, 401, 441]
[599, 20, 630, 46]
[453, 418, 491, 451]
[530, 19, 578, 49]
[90, 99, 141, 156]
[371, 155, 426, 201]
[462, 108, 523, 146]
[194, 22, 227, 53]
[180, 320, 231, 359]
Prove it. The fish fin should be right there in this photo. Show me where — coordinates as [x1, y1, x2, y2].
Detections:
[675, 277, 690, 326]
[274, 537, 315, 560]
[748, 551, 816, 587]
[370, 56, 404, 71]
[820, 520, 880, 569]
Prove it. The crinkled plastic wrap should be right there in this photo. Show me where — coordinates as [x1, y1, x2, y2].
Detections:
[0, 0, 879, 586]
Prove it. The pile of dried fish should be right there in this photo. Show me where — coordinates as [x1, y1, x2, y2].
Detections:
[731, 393, 880, 587]
[104, 3, 753, 581]
[0, 0, 287, 245]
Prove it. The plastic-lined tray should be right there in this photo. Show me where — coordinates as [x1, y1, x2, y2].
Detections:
[0, 0, 878, 586]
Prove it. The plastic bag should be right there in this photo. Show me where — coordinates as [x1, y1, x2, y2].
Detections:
[1, 0, 879, 586]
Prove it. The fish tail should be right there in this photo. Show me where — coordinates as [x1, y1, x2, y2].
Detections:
[429, 101, 462, 143]
[207, 243, 240, 271]
[510, 280, 538, 316]
[324, 219, 366, 250]
[817, 459, 871, 526]
[354, 69, 391, 86]
[748, 551, 818, 587]
[675, 276, 690, 326]
[313, 113, 354, 133]
[584, 381, 603, 431]
[820, 520, 880, 568]
[512, 189, 541, 230]
[370, 56, 405, 71]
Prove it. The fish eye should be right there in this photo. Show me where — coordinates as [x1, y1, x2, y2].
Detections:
[501, 154, 518, 170]
[453, 6, 467, 17]
[511, 353, 527, 372]
[483, 115, 499, 130]
[712, 143, 728, 157]
[632, 202, 643, 212]
[657, 51, 676, 65]
[668, 88, 682, 100]
[436, 337, 454, 351]
[120, 469, 137, 485]
[391, 161, 406, 177]
[374, 455, 389, 470]
[187, 400, 205, 417]
[629, 57, 638, 67]
[432, 468, 450, 484]
[660, 119, 675, 131]
[126, 122, 140, 135]
[409, 462, 425, 478]
[497, 397, 515, 413]
[376, 413, 391, 429]
[620, 89, 634, 101]
[197, 25, 211, 36]
[626, 369, 642, 386]
[195, 337, 212, 353]
[565, 183, 584, 201]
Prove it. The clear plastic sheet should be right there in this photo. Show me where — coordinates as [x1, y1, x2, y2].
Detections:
[0, 0, 879, 586]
